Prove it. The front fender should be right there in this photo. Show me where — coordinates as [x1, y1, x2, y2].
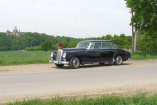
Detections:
[66, 52, 84, 63]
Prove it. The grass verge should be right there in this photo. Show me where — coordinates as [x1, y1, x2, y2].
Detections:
[131, 52, 157, 60]
[0, 51, 51, 66]
[7, 94, 157, 105]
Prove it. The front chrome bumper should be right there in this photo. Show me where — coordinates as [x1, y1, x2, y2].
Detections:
[49, 59, 69, 64]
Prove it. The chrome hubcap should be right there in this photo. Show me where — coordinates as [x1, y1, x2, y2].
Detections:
[116, 56, 122, 64]
[73, 58, 80, 68]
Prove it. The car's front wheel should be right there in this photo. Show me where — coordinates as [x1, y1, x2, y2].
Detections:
[114, 55, 123, 65]
[70, 57, 80, 69]
[55, 64, 64, 67]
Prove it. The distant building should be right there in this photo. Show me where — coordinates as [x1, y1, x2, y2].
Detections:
[6, 26, 25, 37]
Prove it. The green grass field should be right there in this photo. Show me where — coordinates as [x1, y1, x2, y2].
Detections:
[0, 51, 52, 66]
[7, 94, 157, 105]
[0, 51, 157, 66]
[131, 52, 157, 60]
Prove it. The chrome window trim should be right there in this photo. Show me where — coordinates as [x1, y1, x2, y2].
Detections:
[88, 42, 102, 49]
[101, 42, 117, 49]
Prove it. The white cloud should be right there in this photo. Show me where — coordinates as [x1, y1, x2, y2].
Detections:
[0, 0, 131, 38]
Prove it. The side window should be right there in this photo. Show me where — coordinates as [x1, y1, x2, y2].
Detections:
[111, 43, 117, 49]
[94, 43, 101, 48]
[90, 43, 101, 49]
[102, 43, 112, 49]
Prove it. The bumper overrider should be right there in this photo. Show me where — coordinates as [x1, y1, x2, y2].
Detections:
[49, 59, 69, 64]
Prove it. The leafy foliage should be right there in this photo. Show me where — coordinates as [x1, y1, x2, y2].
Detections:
[125, 0, 157, 32]
[25, 46, 42, 51]
[0, 32, 133, 51]
[0, 32, 96, 51]
[41, 40, 52, 51]
[124, 0, 157, 53]
[0, 30, 134, 52]
[140, 32, 157, 53]
[97, 34, 132, 49]
[0, 32, 57, 51]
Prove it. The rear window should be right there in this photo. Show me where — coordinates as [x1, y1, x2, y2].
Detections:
[90, 43, 101, 49]
[102, 43, 117, 49]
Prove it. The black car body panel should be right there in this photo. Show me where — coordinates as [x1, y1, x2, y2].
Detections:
[50, 40, 131, 68]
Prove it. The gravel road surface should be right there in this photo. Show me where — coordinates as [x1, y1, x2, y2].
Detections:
[0, 60, 157, 103]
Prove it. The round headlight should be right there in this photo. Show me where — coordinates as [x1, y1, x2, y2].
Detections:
[63, 53, 66, 58]
[51, 52, 53, 58]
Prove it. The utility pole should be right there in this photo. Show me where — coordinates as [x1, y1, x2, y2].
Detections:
[132, 11, 134, 53]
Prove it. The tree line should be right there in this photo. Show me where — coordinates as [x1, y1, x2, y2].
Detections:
[0, 32, 95, 51]
[0, 32, 132, 51]
[0, 31, 156, 53]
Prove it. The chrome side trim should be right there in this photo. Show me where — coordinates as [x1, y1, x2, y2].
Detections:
[49, 59, 69, 64]
[82, 61, 113, 64]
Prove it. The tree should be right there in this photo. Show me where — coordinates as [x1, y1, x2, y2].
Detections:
[41, 40, 52, 51]
[63, 42, 68, 48]
[140, 32, 157, 53]
[51, 44, 58, 50]
[124, 0, 157, 53]
[125, 0, 157, 31]
[69, 42, 77, 48]
[105, 34, 112, 40]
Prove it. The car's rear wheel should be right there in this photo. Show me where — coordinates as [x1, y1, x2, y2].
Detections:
[114, 56, 123, 65]
[70, 57, 80, 69]
[55, 64, 64, 67]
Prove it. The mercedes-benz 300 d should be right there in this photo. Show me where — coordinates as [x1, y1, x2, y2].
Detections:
[50, 40, 131, 69]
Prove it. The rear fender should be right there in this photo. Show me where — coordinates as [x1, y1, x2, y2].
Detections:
[113, 52, 124, 60]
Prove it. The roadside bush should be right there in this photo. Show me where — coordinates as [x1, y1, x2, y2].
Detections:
[25, 46, 42, 51]
[140, 33, 157, 54]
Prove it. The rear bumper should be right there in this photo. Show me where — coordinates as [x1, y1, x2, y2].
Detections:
[49, 59, 69, 64]
[128, 58, 132, 60]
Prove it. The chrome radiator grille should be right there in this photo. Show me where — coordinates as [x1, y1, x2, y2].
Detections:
[56, 49, 63, 61]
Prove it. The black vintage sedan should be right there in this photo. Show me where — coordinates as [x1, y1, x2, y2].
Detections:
[50, 40, 131, 69]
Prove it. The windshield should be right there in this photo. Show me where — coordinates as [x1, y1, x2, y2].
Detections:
[76, 42, 90, 48]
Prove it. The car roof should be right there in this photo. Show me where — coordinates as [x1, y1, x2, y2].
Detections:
[80, 40, 113, 43]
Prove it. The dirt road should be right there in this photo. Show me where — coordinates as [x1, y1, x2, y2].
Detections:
[0, 60, 157, 103]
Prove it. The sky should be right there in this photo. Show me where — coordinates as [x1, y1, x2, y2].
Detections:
[0, 0, 131, 38]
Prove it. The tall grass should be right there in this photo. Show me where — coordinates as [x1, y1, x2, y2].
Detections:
[131, 52, 157, 60]
[0, 51, 51, 65]
[7, 94, 157, 105]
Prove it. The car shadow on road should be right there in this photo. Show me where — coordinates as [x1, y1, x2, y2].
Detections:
[52, 63, 132, 70]
[79, 63, 131, 68]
